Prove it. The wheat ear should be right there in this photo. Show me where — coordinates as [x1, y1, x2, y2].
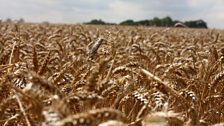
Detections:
[140, 68, 190, 106]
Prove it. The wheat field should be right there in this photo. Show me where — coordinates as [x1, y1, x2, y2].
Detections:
[0, 22, 224, 126]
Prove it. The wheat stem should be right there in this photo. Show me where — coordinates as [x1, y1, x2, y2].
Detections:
[14, 91, 31, 126]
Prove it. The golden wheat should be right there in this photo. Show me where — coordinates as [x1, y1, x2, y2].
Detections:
[0, 22, 224, 126]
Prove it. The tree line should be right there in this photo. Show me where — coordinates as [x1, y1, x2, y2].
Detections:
[85, 16, 208, 28]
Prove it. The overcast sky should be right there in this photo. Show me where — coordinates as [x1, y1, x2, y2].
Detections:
[0, 0, 223, 28]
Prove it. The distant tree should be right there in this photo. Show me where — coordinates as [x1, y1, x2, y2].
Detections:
[152, 17, 161, 26]
[120, 19, 135, 25]
[85, 17, 208, 28]
[148, 20, 154, 26]
[86, 19, 105, 25]
[161, 16, 173, 26]
[135, 20, 150, 26]
[195, 20, 207, 28]
[184, 20, 207, 28]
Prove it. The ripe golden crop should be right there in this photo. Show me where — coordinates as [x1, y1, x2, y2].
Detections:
[0, 22, 224, 126]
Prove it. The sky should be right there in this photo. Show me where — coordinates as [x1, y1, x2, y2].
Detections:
[0, 0, 223, 28]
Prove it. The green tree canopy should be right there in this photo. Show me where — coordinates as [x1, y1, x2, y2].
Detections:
[85, 17, 208, 28]
[120, 19, 135, 25]
[85, 19, 105, 25]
